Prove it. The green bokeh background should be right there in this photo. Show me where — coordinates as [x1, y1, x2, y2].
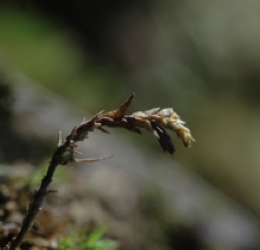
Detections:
[1, 1, 260, 248]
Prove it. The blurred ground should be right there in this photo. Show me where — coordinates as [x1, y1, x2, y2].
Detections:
[1, 1, 260, 249]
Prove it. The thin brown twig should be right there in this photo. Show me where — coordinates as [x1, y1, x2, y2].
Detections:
[7, 93, 195, 249]
[8, 139, 70, 249]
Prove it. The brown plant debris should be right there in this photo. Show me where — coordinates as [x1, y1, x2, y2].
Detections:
[63, 92, 195, 162]
[7, 93, 195, 250]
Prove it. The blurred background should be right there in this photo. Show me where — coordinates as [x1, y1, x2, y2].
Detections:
[1, 1, 260, 249]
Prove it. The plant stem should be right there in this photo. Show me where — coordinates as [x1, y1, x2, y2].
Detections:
[7, 93, 194, 249]
[9, 142, 69, 250]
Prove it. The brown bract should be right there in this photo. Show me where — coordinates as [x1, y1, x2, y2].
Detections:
[62, 93, 195, 161]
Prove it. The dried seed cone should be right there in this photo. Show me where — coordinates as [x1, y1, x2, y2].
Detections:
[62, 93, 194, 162]
[132, 108, 195, 147]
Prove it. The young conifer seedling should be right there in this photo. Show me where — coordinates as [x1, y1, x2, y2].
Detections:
[7, 93, 195, 250]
